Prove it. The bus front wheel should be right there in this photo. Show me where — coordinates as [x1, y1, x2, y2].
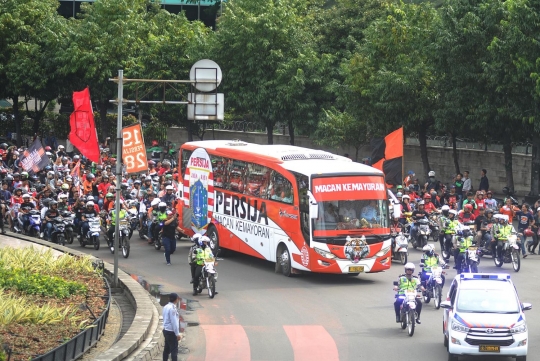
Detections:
[278, 245, 292, 277]
[207, 226, 220, 256]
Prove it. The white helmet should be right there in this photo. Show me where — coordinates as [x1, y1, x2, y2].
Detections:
[404, 262, 415, 271]
[449, 209, 458, 216]
[418, 200, 425, 205]
[166, 185, 174, 190]
[58, 145, 65, 150]
[441, 205, 450, 211]
[402, 195, 410, 200]
[86, 201, 95, 207]
[199, 235, 211, 246]
[428, 171, 435, 177]
[59, 193, 68, 199]
[192, 233, 202, 243]
[151, 198, 160, 207]
[22, 194, 31, 199]
[158, 202, 167, 208]
[87, 196, 95, 201]
[422, 244, 434, 252]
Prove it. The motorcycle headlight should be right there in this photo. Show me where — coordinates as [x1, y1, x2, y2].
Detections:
[510, 323, 527, 334]
[314, 247, 336, 260]
[451, 320, 470, 333]
[376, 245, 391, 257]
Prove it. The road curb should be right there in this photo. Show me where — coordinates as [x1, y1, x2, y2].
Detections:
[3, 233, 162, 361]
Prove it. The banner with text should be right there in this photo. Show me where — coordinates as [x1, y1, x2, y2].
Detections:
[122, 124, 148, 173]
[311, 176, 387, 201]
[19, 139, 50, 173]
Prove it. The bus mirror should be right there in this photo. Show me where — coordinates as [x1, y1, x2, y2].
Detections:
[307, 190, 318, 219]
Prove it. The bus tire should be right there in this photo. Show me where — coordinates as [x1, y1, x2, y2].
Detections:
[278, 245, 292, 277]
[207, 225, 222, 256]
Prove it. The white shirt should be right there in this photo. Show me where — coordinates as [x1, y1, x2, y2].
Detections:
[162, 302, 180, 336]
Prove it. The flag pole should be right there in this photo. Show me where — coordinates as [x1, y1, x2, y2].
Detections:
[401, 126, 405, 186]
[113, 70, 123, 288]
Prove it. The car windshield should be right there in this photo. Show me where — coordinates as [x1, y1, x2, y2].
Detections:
[314, 199, 389, 231]
[457, 287, 520, 313]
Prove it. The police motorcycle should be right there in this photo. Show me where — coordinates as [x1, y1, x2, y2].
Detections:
[420, 264, 445, 309]
[80, 216, 101, 250]
[126, 200, 139, 237]
[493, 214, 521, 272]
[411, 218, 431, 250]
[454, 222, 480, 274]
[194, 239, 219, 299]
[391, 222, 409, 265]
[108, 217, 131, 258]
[393, 278, 422, 336]
[49, 216, 67, 246]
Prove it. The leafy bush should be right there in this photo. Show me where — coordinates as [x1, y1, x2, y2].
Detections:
[0, 291, 80, 325]
[0, 268, 86, 298]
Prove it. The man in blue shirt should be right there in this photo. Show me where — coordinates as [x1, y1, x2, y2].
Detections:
[361, 200, 379, 223]
[162, 292, 181, 361]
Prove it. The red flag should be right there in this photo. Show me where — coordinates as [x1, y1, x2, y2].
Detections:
[69, 87, 100, 163]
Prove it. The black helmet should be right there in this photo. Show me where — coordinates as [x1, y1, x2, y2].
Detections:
[41, 198, 52, 208]
[50, 200, 58, 207]
[0, 143, 7, 150]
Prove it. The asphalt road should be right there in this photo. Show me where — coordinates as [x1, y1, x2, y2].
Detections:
[57, 234, 540, 361]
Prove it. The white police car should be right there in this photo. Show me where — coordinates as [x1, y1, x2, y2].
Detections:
[441, 273, 531, 361]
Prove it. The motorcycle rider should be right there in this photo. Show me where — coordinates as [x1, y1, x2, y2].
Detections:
[420, 244, 446, 288]
[189, 233, 202, 284]
[458, 203, 476, 223]
[107, 203, 128, 251]
[393, 262, 423, 324]
[79, 201, 98, 239]
[493, 214, 516, 258]
[148, 200, 167, 244]
[440, 208, 459, 257]
[192, 236, 216, 296]
[44, 200, 61, 242]
[161, 185, 176, 208]
[424, 171, 441, 193]
[409, 200, 428, 244]
[422, 193, 437, 213]
[19, 193, 36, 233]
[454, 220, 473, 274]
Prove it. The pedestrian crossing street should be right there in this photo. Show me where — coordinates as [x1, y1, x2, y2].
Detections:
[189, 324, 340, 361]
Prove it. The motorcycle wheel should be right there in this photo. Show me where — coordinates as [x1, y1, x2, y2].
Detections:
[434, 284, 442, 310]
[79, 238, 86, 247]
[93, 235, 100, 250]
[207, 226, 220, 255]
[400, 312, 407, 330]
[494, 253, 503, 267]
[208, 274, 216, 299]
[400, 252, 408, 265]
[511, 250, 521, 272]
[407, 309, 415, 337]
[442, 247, 450, 260]
[122, 236, 130, 258]
[154, 235, 162, 251]
[57, 235, 65, 247]
[423, 291, 431, 304]
[66, 231, 73, 244]
[432, 231, 439, 243]
[139, 227, 147, 240]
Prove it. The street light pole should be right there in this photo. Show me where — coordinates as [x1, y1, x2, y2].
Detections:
[113, 70, 123, 288]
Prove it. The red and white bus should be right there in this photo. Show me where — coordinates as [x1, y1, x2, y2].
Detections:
[177, 140, 392, 276]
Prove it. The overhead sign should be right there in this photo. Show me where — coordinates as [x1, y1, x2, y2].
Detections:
[122, 124, 148, 174]
[184, 148, 214, 234]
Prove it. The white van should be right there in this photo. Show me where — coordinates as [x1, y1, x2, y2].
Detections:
[441, 273, 531, 361]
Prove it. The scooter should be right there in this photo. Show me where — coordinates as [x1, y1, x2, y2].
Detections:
[17, 209, 41, 237]
[391, 227, 409, 265]
[80, 216, 101, 250]
[61, 211, 75, 244]
[411, 218, 431, 249]
[49, 216, 67, 246]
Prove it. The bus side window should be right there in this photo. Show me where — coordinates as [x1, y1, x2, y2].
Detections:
[228, 160, 247, 193]
[269, 171, 294, 204]
[245, 163, 269, 198]
[211, 155, 227, 189]
[180, 149, 193, 178]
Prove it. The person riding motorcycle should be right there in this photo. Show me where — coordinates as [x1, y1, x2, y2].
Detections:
[44, 200, 61, 242]
[493, 214, 516, 258]
[192, 236, 216, 296]
[161, 185, 176, 208]
[19, 193, 36, 233]
[393, 262, 423, 324]
[79, 201, 98, 239]
[422, 193, 437, 213]
[148, 201, 167, 244]
[107, 204, 128, 251]
[189, 233, 202, 285]
[409, 200, 428, 243]
[440, 208, 460, 255]
[458, 203, 476, 223]
[420, 244, 446, 288]
[454, 220, 473, 273]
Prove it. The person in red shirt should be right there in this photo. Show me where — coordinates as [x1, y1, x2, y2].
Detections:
[458, 204, 476, 222]
[499, 198, 519, 220]
[423, 194, 437, 213]
[158, 161, 172, 176]
[473, 191, 486, 217]
[97, 175, 111, 208]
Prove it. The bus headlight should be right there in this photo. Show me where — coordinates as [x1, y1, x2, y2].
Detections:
[376, 246, 391, 257]
[314, 247, 336, 260]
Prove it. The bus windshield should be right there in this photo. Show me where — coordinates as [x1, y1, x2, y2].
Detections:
[314, 199, 389, 232]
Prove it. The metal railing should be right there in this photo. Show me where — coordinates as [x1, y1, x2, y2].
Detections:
[406, 135, 532, 155]
[28, 277, 111, 361]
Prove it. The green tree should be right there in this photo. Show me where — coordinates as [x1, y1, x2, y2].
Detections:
[0, 0, 69, 145]
[344, 2, 440, 178]
[60, 0, 155, 140]
[212, 0, 322, 144]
